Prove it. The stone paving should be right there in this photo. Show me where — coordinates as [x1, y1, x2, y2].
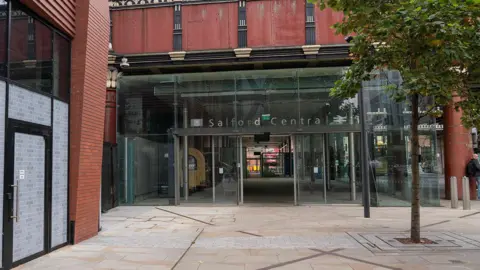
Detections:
[14, 201, 480, 270]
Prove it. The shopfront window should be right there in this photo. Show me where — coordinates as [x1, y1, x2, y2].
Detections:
[118, 67, 359, 137]
[362, 70, 442, 206]
[0, 2, 71, 98]
[0, 0, 7, 78]
[53, 33, 70, 100]
[117, 67, 362, 205]
[10, 6, 53, 93]
[235, 69, 297, 133]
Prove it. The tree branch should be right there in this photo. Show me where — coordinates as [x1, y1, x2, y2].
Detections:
[419, 102, 440, 120]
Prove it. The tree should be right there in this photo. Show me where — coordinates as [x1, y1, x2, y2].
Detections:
[313, 0, 480, 242]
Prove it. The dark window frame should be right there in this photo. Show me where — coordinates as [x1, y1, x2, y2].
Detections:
[2, 0, 72, 103]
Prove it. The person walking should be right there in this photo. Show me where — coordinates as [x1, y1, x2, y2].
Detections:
[466, 154, 480, 199]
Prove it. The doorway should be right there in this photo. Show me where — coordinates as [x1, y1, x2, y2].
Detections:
[3, 120, 52, 269]
[242, 135, 294, 204]
[180, 135, 242, 204]
[176, 132, 361, 205]
[294, 133, 362, 205]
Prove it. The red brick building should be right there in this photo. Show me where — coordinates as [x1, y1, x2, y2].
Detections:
[0, 0, 109, 268]
[104, 0, 474, 210]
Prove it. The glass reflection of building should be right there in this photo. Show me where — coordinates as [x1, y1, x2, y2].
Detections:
[116, 67, 443, 207]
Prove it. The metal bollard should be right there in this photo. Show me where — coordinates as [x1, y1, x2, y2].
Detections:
[463, 176, 471, 210]
[450, 176, 458, 208]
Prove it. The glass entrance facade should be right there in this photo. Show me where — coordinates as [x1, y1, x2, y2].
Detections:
[117, 67, 443, 207]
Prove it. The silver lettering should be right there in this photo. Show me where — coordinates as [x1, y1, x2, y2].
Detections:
[271, 117, 277, 125]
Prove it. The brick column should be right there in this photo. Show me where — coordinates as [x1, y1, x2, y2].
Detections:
[69, 0, 110, 243]
[444, 103, 475, 200]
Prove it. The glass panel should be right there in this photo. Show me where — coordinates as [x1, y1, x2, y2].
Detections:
[214, 136, 239, 204]
[118, 67, 361, 136]
[121, 135, 173, 205]
[235, 69, 298, 134]
[363, 70, 441, 206]
[118, 75, 176, 135]
[297, 134, 327, 204]
[9, 6, 53, 93]
[298, 68, 360, 132]
[180, 135, 211, 203]
[53, 33, 70, 100]
[175, 72, 236, 131]
[324, 132, 362, 204]
[0, 0, 7, 78]
[117, 75, 178, 205]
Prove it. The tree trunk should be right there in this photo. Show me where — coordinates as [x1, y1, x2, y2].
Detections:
[410, 93, 421, 243]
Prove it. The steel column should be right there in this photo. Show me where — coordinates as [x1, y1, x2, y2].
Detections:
[292, 135, 298, 206]
[349, 105, 356, 201]
[239, 136, 244, 204]
[183, 107, 188, 201]
[359, 88, 371, 218]
[174, 135, 180, 205]
[212, 136, 216, 203]
[322, 134, 327, 203]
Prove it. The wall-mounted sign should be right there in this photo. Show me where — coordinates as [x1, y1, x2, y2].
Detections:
[188, 155, 197, 170]
[194, 117, 326, 128]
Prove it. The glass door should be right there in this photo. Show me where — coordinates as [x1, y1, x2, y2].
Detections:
[296, 134, 327, 204]
[325, 132, 362, 204]
[213, 136, 240, 204]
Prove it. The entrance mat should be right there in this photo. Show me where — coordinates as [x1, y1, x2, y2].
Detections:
[347, 232, 480, 253]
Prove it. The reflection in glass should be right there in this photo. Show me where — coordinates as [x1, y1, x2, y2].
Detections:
[9, 6, 53, 93]
[118, 135, 174, 205]
[363, 70, 441, 206]
[0, 0, 6, 78]
[53, 33, 70, 100]
[116, 68, 443, 207]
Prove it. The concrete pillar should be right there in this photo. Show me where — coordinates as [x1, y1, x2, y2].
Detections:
[444, 104, 475, 200]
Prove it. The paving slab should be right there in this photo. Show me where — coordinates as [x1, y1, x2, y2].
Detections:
[12, 204, 480, 269]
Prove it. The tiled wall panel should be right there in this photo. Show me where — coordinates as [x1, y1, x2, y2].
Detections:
[51, 100, 69, 247]
[12, 133, 45, 262]
[8, 85, 51, 126]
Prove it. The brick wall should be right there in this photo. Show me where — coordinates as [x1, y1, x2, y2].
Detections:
[69, 0, 110, 243]
[20, 0, 76, 37]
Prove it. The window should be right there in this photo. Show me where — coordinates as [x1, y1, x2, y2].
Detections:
[0, 0, 7, 78]
[53, 33, 70, 100]
[9, 6, 54, 93]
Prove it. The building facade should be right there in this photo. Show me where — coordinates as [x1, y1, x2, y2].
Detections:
[105, 0, 474, 209]
[0, 0, 109, 268]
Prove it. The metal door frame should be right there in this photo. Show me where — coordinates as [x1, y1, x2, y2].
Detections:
[173, 132, 361, 207]
[3, 119, 52, 269]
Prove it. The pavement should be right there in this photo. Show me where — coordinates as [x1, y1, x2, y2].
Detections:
[14, 200, 480, 270]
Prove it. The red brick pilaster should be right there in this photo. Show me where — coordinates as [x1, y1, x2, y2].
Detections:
[69, 0, 110, 243]
[444, 103, 475, 200]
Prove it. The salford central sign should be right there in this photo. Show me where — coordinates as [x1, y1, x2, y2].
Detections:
[191, 117, 326, 128]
